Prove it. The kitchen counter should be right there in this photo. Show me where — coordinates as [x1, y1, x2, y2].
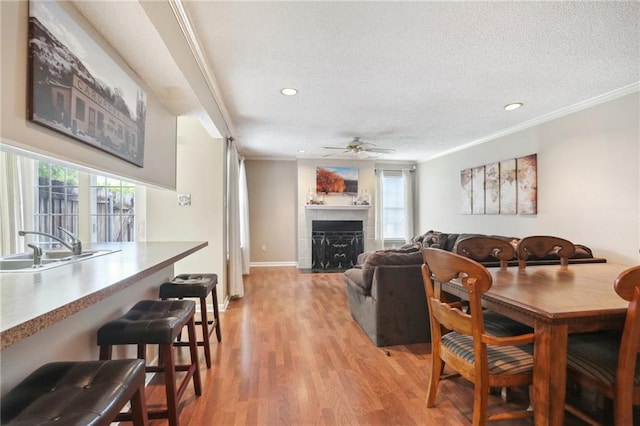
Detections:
[0, 241, 207, 349]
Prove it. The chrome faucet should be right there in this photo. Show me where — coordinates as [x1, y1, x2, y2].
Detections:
[27, 243, 43, 267]
[18, 227, 82, 256]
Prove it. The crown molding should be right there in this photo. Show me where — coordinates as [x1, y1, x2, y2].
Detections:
[421, 82, 640, 163]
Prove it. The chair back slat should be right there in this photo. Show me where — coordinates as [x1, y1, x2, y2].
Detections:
[455, 236, 516, 269]
[516, 235, 576, 268]
[422, 249, 492, 340]
[428, 296, 474, 336]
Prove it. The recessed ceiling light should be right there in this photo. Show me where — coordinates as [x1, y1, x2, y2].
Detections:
[504, 102, 523, 111]
[298, 149, 306, 153]
[280, 88, 298, 96]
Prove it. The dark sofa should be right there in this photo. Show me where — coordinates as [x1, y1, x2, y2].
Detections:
[343, 230, 605, 347]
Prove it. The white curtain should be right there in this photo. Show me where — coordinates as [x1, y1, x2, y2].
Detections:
[374, 169, 384, 250]
[227, 140, 245, 298]
[0, 151, 31, 255]
[402, 169, 415, 243]
[239, 158, 250, 275]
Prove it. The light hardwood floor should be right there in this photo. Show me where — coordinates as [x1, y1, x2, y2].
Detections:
[142, 267, 636, 425]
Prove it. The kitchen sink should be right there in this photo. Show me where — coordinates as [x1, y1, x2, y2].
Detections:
[0, 249, 118, 273]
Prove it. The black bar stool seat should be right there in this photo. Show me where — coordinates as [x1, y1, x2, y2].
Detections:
[97, 300, 195, 345]
[159, 273, 221, 368]
[97, 299, 201, 426]
[1, 359, 148, 426]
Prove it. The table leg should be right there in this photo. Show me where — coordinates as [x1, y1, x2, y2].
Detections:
[533, 321, 568, 426]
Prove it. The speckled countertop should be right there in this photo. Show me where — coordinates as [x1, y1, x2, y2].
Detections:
[0, 241, 207, 349]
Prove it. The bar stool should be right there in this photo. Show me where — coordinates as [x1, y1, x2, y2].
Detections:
[159, 273, 221, 368]
[97, 300, 201, 426]
[1, 359, 148, 425]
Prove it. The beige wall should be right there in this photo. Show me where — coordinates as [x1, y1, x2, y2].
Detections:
[416, 92, 640, 265]
[146, 117, 227, 304]
[1, 1, 178, 189]
[245, 159, 297, 264]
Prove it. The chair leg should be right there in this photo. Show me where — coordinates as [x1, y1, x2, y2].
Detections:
[161, 343, 180, 426]
[426, 353, 442, 407]
[199, 296, 212, 368]
[211, 290, 222, 342]
[99, 345, 112, 360]
[613, 391, 633, 426]
[137, 344, 146, 361]
[129, 380, 149, 426]
[187, 316, 203, 396]
[472, 378, 489, 426]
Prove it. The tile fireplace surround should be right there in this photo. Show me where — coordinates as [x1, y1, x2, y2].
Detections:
[298, 205, 374, 270]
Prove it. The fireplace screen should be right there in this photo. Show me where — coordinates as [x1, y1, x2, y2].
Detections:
[311, 220, 363, 271]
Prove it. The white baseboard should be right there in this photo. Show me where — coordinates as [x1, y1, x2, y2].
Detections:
[249, 261, 298, 268]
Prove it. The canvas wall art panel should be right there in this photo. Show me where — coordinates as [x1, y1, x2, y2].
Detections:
[485, 162, 499, 214]
[28, 1, 147, 167]
[499, 159, 517, 215]
[517, 154, 538, 214]
[460, 168, 472, 214]
[472, 166, 485, 214]
[316, 167, 358, 195]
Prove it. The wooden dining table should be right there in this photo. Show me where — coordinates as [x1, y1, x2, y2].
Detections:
[439, 262, 631, 426]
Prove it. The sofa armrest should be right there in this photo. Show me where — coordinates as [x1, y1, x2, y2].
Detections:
[344, 268, 368, 295]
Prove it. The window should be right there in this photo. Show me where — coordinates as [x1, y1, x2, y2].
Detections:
[34, 162, 79, 248]
[88, 108, 95, 134]
[75, 97, 85, 121]
[376, 168, 414, 245]
[90, 176, 136, 242]
[97, 111, 104, 130]
[382, 172, 405, 239]
[32, 161, 136, 246]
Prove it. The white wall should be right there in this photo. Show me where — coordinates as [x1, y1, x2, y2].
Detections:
[416, 92, 640, 265]
[1, 1, 178, 190]
[146, 117, 227, 304]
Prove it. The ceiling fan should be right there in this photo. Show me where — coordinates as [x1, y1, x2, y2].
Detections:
[322, 137, 396, 157]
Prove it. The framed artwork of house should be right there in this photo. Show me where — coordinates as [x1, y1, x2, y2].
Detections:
[28, 0, 147, 167]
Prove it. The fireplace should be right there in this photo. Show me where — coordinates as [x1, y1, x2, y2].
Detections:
[311, 220, 363, 271]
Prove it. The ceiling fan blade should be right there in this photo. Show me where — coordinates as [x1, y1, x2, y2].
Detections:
[322, 146, 347, 150]
[364, 147, 396, 153]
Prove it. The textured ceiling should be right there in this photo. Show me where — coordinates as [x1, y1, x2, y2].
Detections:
[74, 1, 639, 162]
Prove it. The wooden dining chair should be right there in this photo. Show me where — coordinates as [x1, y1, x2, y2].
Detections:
[516, 235, 576, 268]
[455, 236, 516, 269]
[565, 265, 640, 426]
[455, 236, 533, 338]
[421, 248, 535, 425]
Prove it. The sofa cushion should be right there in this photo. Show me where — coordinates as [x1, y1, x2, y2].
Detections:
[361, 250, 424, 293]
[421, 230, 450, 249]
